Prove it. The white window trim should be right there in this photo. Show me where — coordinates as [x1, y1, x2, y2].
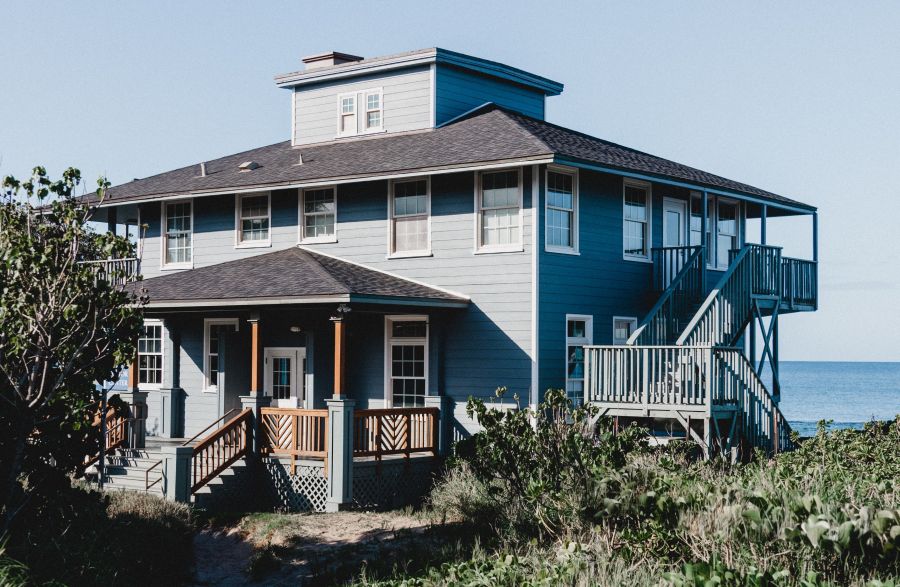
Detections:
[363, 88, 384, 133]
[298, 186, 338, 244]
[263, 347, 306, 407]
[622, 178, 652, 263]
[234, 192, 272, 249]
[713, 196, 741, 270]
[565, 314, 593, 404]
[160, 199, 194, 271]
[387, 176, 432, 259]
[474, 168, 524, 254]
[335, 87, 385, 139]
[383, 315, 429, 408]
[545, 165, 579, 255]
[202, 318, 240, 393]
[138, 319, 164, 390]
[689, 193, 743, 270]
[612, 316, 638, 345]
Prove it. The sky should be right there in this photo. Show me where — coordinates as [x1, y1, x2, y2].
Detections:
[1, 1, 898, 361]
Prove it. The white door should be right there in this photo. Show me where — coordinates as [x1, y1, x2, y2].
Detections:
[662, 198, 689, 287]
[264, 347, 306, 408]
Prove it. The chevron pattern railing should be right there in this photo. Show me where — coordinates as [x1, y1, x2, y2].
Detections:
[353, 408, 439, 460]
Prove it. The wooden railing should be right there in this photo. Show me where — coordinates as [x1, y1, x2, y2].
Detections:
[260, 407, 328, 474]
[190, 408, 251, 493]
[353, 408, 439, 460]
[81, 409, 129, 471]
[629, 246, 705, 346]
[78, 258, 140, 286]
[782, 256, 817, 309]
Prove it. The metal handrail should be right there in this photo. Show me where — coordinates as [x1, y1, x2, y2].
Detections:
[181, 408, 241, 447]
[145, 459, 163, 491]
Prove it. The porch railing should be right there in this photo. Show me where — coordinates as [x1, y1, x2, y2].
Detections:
[81, 408, 129, 471]
[782, 256, 817, 309]
[353, 408, 439, 460]
[190, 408, 251, 493]
[78, 258, 140, 286]
[259, 407, 329, 474]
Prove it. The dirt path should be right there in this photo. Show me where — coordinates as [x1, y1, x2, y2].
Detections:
[191, 511, 441, 585]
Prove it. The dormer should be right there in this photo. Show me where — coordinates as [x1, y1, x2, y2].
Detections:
[276, 48, 564, 147]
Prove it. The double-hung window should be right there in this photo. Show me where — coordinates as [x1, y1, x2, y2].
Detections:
[300, 187, 336, 242]
[716, 201, 738, 267]
[365, 91, 383, 131]
[162, 200, 192, 268]
[236, 193, 270, 247]
[565, 315, 593, 406]
[546, 168, 578, 252]
[477, 169, 522, 251]
[386, 316, 428, 407]
[390, 178, 430, 256]
[612, 317, 638, 345]
[138, 321, 163, 387]
[623, 180, 651, 259]
[337, 93, 356, 136]
[690, 193, 712, 254]
[337, 88, 382, 137]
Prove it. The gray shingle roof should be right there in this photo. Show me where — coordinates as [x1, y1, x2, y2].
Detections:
[132, 247, 469, 307]
[92, 105, 813, 210]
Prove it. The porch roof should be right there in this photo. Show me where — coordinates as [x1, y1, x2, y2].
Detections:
[131, 247, 470, 309]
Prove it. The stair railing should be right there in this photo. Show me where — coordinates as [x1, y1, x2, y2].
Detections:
[677, 244, 782, 347]
[628, 245, 704, 346]
[190, 408, 252, 494]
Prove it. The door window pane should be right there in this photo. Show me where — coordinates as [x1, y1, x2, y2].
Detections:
[272, 357, 291, 400]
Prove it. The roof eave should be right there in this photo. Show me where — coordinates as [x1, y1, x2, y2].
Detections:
[138, 292, 468, 310]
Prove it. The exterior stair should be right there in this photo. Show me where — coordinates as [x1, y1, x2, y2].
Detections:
[99, 447, 165, 496]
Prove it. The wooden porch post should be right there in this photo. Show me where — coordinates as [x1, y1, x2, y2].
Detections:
[330, 304, 351, 398]
[249, 315, 263, 396]
[128, 353, 139, 393]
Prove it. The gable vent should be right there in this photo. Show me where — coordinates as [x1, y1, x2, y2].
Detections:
[238, 161, 260, 172]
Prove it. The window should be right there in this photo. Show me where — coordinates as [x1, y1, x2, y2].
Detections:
[717, 200, 738, 268]
[138, 321, 163, 387]
[365, 91, 383, 130]
[690, 193, 712, 254]
[337, 93, 356, 136]
[236, 193, 270, 247]
[300, 187, 336, 242]
[203, 319, 238, 392]
[390, 178, 430, 256]
[385, 316, 428, 408]
[565, 315, 593, 406]
[612, 317, 638, 345]
[162, 200, 192, 267]
[477, 169, 522, 251]
[623, 180, 651, 259]
[546, 169, 578, 252]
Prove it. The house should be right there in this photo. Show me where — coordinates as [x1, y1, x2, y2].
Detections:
[86, 47, 818, 510]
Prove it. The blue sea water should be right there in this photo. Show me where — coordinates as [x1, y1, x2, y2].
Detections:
[778, 362, 900, 437]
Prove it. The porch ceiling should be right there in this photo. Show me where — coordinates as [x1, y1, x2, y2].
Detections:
[130, 247, 469, 309]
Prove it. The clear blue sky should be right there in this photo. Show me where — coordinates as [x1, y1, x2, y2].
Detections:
[2, 1, 898, 361]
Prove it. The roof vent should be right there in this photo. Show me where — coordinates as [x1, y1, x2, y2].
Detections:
[238, 161, 260, 172]
[302, 51, 363, 71]
[199, 162, 207, 177]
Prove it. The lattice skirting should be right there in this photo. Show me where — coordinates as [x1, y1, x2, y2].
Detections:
[352, 458, 437, 510]
[263, 458, 329, 512]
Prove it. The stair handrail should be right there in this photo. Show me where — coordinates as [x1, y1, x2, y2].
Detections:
[628, 245, 704, 345]
[181, 408, 241, 446]
[190, 408, 252, 494]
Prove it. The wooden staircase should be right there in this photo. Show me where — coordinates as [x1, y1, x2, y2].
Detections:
[587, 243, 817, 458]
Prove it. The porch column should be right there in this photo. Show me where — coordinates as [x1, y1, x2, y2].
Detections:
[127, 354, 139, 393]
[119, 389, 148, 449]
[325, 397, 355, 512]
[424, 395, 450, 455]
[331, 304, 351, 398]
[239, 313, 271, 455]
[161, 445, 193, 503]
[760, 204, 768, 245]
[701, 190, 709, 292]
[158, 320, 184, 438]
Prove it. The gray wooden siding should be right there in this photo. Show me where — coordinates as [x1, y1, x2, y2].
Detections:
[293, 66, 432, 146]
[435, 65, 545, 124]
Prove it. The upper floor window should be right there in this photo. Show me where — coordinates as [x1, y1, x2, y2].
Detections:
[385, 316, 428, 408]
[300, 187, 336, 243]
[623, 180, 651, 260]
[390, 178, 430, 256]
[565, 315, 593, 406]
[138, 321, 163, 387]
[612, 316, 638, 345]
[162, 200, 192, 268]
[235, 193, 270, 247]
[477, 169, 522, 252]
[336, 88, 383, 137]
[546, 168, 578, 253]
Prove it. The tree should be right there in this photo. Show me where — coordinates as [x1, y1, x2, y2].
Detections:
[0, 166, 144, 537]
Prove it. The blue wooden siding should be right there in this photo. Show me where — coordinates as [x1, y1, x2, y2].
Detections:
[435, 65, 545, 124]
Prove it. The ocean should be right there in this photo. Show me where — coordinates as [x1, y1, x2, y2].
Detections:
[778, 361, 900, 437]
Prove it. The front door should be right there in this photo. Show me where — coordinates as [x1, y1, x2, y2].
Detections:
[662, 198, 689, 286]
[264, 347, 306, 408]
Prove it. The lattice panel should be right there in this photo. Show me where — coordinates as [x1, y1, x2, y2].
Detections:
[352, 461, 435, 510]
[263, 459, 328, 512]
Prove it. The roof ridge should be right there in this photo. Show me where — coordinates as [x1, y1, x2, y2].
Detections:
[290, 247, 350, 293]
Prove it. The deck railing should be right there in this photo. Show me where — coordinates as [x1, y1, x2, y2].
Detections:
[629, 246, 705, 346]
[259, 407, 329, 474]
[191, 408, 251, 493]
[353, 408, 439, 460]
[782, 256, 817, 309]
[78, 258, 140, 286]
[81, 407, 129, 471]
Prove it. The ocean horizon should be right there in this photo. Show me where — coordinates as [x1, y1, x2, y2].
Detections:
[778, 361, 900, 437]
